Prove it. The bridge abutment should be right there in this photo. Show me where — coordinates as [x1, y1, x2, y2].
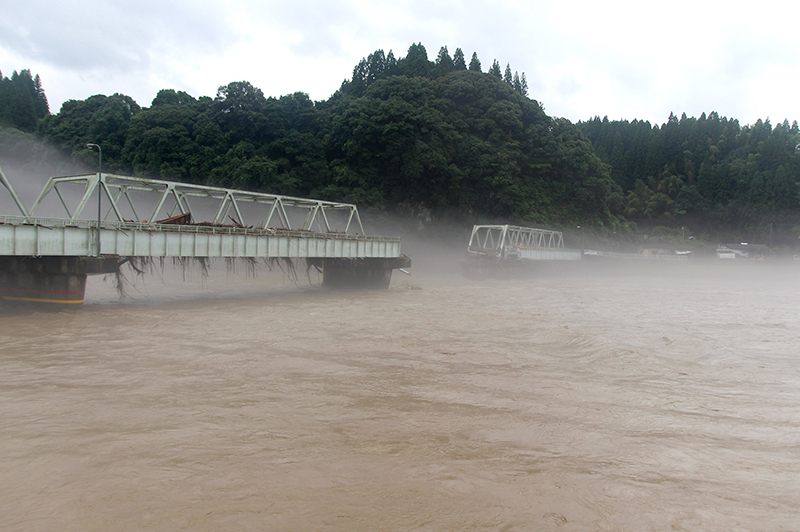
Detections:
[0, 257, 120, 307]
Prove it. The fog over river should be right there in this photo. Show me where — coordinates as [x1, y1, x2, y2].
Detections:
[2, 252, 800, 531]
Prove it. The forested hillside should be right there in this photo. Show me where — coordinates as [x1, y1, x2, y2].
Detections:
[0, 69, 49, 132]
[0, 44, 621, 230]
[2, 43, 800, 242]
[578, 114, 800, 240]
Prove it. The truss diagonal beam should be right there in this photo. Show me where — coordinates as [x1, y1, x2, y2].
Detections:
[26, 172, 366, 235]
[0, 166, 29, 217]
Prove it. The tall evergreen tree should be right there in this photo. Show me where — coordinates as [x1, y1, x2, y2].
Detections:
[504, 63, 513, 85]
[434, 46, 455, 76]
[488, 60, 502, 79]
[453, 48, 466, 70]
[520, 73, 529, 97]
[32, 74, 49, 118]
[0, 69, 8, 125]
[4, 70, 38, 131]
[386, 50, 397, 72]
[344, 49, 393, 96]
[349, 58, 369, 95]
[399, 43, 431, 78]
[468, 52, 482, 72]
[367, 49, 387, 83]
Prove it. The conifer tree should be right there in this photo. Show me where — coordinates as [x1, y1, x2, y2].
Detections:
[32, 74, 49, 118]
[453, 48, 466, 70]
[401, 43, 430, 77]
[468, 52, 482, 72]
[435, 46, 455, 76]
[520, 73, 529, 97]
[488, 60, 502, 79]
[1, 70, 39, 131]
[0, 70, 7, 125]
[504, 64, 513, 85]
[367, 49, 387, 83]
[386, 50, 397, 70]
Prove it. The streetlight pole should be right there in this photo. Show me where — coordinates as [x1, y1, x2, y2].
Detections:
[577, 225, 584, 257]
[769, 223, 773, 250]
[86, 143, 102, 255]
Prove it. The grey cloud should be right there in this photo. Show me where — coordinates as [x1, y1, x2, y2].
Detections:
[1, 0, 236, 73]
[269, 2, 354, 57]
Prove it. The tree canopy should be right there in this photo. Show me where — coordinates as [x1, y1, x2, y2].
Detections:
[3, 44, 799, 240]
[578, 113, 800, 236]
[0, 69, 49, 132]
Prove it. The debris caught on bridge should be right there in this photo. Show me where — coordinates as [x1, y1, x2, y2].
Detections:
[112, 255, 316, 299]
[156, 212, 192, 225]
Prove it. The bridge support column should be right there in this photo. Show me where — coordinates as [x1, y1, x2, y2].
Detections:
[312, 257, 411, 290]
[0, 257, 120, 307]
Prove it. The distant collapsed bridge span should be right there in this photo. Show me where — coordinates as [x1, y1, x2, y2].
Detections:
[0, 167, 409, 306]
[464, 224, 581, 277]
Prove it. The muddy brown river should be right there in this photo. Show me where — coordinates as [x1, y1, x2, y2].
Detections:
[2, 255, 799, 531]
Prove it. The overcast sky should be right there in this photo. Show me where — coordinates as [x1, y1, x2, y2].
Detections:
[1, 0, 798, 127]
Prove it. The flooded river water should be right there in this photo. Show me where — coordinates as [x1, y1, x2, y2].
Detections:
[2, 255, 800, 531]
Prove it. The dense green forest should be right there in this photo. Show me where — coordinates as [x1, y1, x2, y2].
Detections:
[2, 43, 800, 245]
[578, 114, 800, 240]
[0, 69, 49, 131]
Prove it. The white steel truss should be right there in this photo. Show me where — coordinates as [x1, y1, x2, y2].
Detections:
[0, 166, 29, 217]
[468, 224, 580, 261]
[27, 172, 365, 234]
[0, 169, 404, 259]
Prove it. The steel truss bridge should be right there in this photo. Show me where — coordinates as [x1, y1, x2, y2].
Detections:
[0, 168, 409, 305]
[467, 224, 581, 261]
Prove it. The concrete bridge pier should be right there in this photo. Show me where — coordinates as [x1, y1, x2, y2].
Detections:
[312, 257, 411, 289]
[0, 257, 120, 307]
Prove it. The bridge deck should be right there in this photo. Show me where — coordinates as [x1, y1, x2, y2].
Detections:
[0, 216, 401, 259]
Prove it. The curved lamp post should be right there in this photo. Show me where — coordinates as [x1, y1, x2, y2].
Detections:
[86, 143, 102, 255]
